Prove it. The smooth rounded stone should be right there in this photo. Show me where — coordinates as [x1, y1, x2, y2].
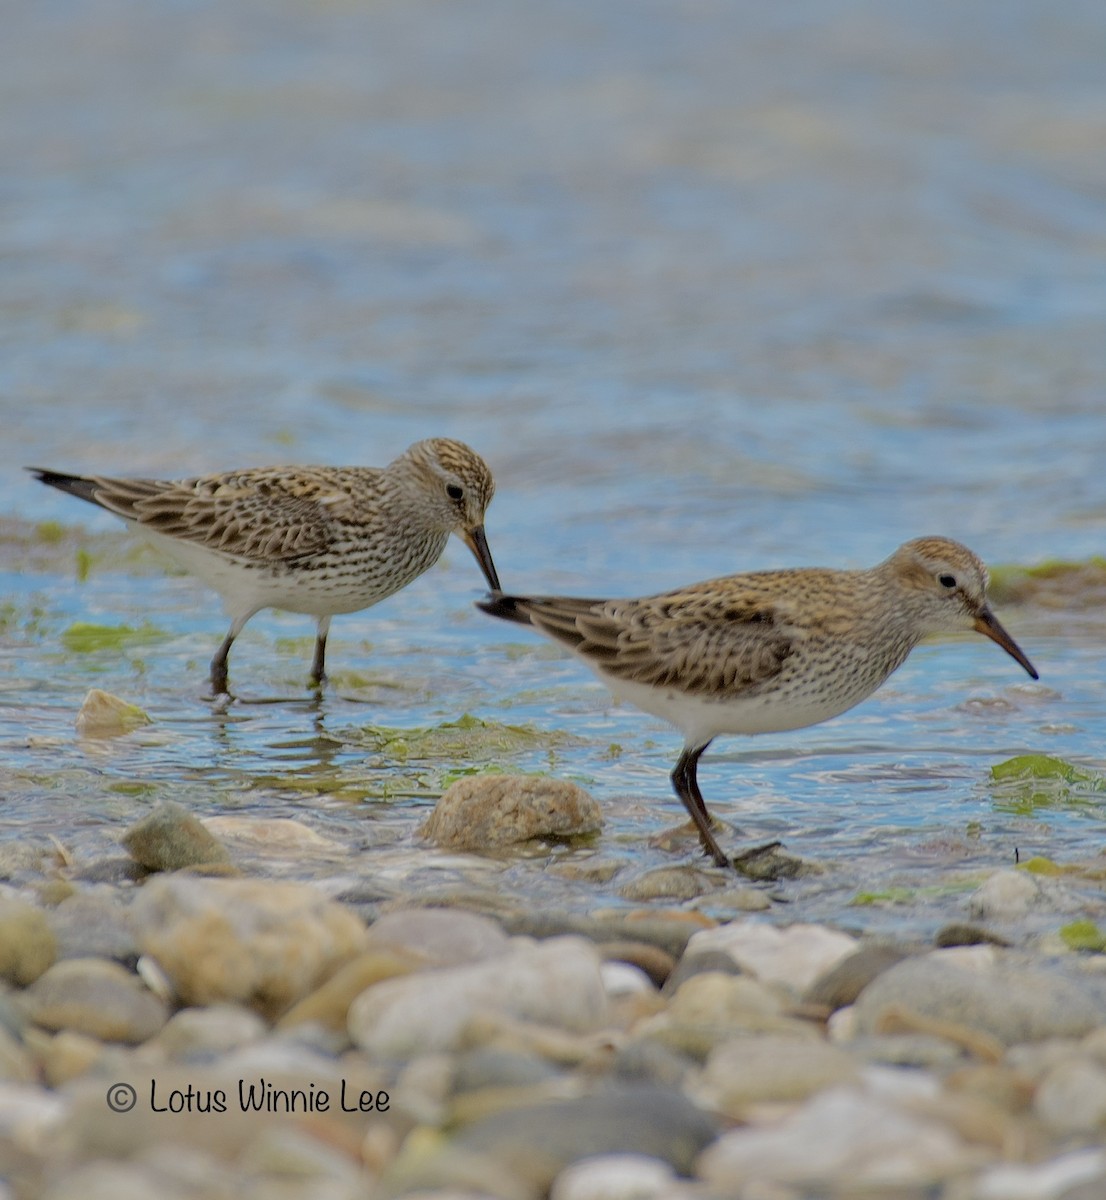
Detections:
[202, 814, 345, 854]
[662, 949, 742, 996]
[48, 893, 138, 963]
[1034, 1059, 1106, 1134]
[452, 1047, 563, 1095]
[0, 842, 52, 881]
[0, 899, 56, 985]
[0, 1079, 68, 1154]
[550, 1153, 682, 1200]
[852, 951, 1106, 1045]
[348, 936, 607, 1059]
[804, 942, 916, 1012]
[683, 920, 858, 996]
[74, 688, 150, 738]
[238, 1125, 365, 1189]
[501, 911, 701, 960]
[38, 1160, 168, 1200]
[967, 869, 1079, 920]
[131, 875, 367, 1017]
[366, 908, 510, 967]
[934, 922, 1012, 948]
[600, 961, 656, 999]
[698, 1085, 978, 1190]
[151, 1003, 268, 1061]
[0, 1025, 35, 1083]
[695, 1034, 859, 1114]
[643, 973, 813, 1058]
[731, 843, 814, 881]
[25, 958, 169, 1044]
[973, 1151, 1106, 1200]
[610, 1039, 697, 1089]
[597, 942, 675, 989]
[419, 775, 602, 849]
[843, 1033, 968, 1070]
[277, 949, 421, 1032]
[456, 1086, 717, 1178]
[618, 867, 720, 902]
[121, 802, 231, 872]
[34, 1029, 112, 1087]
[696, 886, 771, 913]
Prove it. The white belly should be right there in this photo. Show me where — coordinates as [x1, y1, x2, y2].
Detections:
[598, 671, 875, 748]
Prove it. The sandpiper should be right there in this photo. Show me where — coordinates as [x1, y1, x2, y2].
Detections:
[32, 438, 501, 695]
[479, 537, 1038, 866]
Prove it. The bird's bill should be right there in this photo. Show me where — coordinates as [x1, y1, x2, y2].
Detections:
[974, 607, 1038, 680]
[462, 525, 502, 593]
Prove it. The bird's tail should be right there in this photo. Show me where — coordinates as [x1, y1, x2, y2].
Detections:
[27, 468, 103, 508]
[476, 592, 535, 626]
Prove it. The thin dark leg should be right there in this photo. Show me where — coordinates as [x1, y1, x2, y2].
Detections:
[209, 611, 256, 697]
[671, 742, 728, 867]
[309, 616, 331, 688]
[210, 632, 234, 696]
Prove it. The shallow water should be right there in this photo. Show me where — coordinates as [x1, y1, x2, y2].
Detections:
[3, 0, 1106, 934]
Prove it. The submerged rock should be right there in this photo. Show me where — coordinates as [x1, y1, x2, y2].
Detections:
[419, 775, 602, 849]
[122, 802, 232, 872]
[74, 688, 150, 738]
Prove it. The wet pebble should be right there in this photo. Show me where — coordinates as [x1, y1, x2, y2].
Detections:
[24, 957, 169, 1044]
[132, 875, 367, 1017]
[74, 688, 150, 738]
[419, 775, 602, 849]
[0, 899, 56, 985]
[121, 802, 232, 872]
[618, 866, 720, 902]
[968, 869, 1081, 920]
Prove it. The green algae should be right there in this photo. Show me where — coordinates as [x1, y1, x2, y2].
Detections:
[61, 621, 167, 653]
[355, 713, 585, 764]
[989, 755, 1106, 817]
[1059, 920, 1106, 953]
[849, 879, 980, 907]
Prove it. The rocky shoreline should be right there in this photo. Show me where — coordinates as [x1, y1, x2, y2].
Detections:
[2, 781, 1106, 1200]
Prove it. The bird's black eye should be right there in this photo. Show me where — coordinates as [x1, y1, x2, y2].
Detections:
[446, 484, 464, 501]
[938, 573, 957, 589]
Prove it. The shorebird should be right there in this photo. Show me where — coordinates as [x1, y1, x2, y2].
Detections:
[32, 438, 501, 695]
[479, 537, 1038, 866]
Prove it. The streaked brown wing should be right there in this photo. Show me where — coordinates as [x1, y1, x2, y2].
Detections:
[518, 587, 794, 698]
[84, 469, 357, 562]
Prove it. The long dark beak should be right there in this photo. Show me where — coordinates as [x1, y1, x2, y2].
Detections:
[974, 606, 1038, 680]
[462, 525, 501, 592]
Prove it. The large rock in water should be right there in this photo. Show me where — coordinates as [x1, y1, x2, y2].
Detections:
[131, 875, 367, 1018]
[419, 775, 602, 849]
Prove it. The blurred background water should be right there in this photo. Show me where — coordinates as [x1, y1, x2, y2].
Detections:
[2, 0, 1105, 931]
